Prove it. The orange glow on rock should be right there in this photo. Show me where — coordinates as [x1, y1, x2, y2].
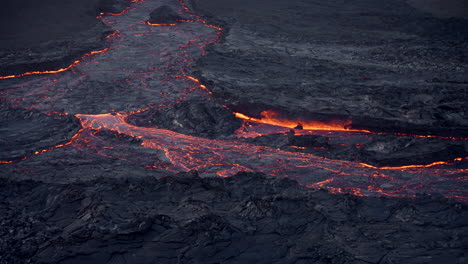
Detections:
[234, 110, 370, 133]
[359, 157, 467, 170]
[1, 0, 466, 204]
[359, 157, 468, 171]
[145, 21, 178, 26]
[0, 48, 110, 80]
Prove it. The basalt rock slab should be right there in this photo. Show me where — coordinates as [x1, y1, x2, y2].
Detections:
[0, 106, 81, 161]
[0, 172, 466, 264]
[127, 100, 242, 138]
[148, 5, 185, 24]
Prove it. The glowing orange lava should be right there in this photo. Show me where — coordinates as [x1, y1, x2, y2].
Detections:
[0, 48, 109, 80]
[359, 157, 468, 170]
[145, 21, 178, 26]
[1, 0, 466, 203]
[234, 110, 371, 132]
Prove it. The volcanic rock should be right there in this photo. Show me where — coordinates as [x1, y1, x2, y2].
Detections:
[189, 0, 468, 135]
[242, 132, 330, 149]
[97, 0, 129, 14]
[127, 100, 242, 138]
[0, 0, 130, 76]
[0, 106, 81, 161]
[94, 128, 143, 145]
[149, 5, 184, 24]
[360, 135, 468, 166]
[0, 172, 466, 264]
[242, 131, 467, 167]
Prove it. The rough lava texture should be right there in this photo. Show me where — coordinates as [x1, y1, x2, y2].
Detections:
[0, 172, 467, 264]
[148, 5, 185, 24]
[359, 135, 468, 166]
[188, 0, 468, 136]
[0, 0, 130, 76]
[0, 1, 467, 263]
[0, 105, 81, 161]
[241, 131, 468, 166]
[127, 100, 242, 138]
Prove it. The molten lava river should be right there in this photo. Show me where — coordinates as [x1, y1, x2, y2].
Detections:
[0, 0, 466, 202]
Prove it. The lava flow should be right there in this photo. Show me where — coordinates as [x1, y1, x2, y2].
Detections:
[234, 110, 370, 132]
[0, 0, 466, 202]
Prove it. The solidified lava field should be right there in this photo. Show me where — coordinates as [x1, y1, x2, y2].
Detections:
[0, 0, 467, 263]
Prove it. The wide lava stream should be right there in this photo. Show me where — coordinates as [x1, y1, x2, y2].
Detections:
[0, 0, 466, 202]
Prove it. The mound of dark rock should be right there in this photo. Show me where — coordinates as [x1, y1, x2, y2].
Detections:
[0, 172, 466, 264]
[149, 5, 184, 24]
[0, 106, 81, 161]
[127, 100, 241, 138]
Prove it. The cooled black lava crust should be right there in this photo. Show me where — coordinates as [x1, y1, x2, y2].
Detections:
[189, 0, 468, 136]
[1, 172, 467, 264]
[0, 0, 129, 76]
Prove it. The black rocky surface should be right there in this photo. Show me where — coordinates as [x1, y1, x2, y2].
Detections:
[148, 5, 185, 24]
[359, 135, 467, 166]
[0, 106, 81, 161]
[189, 0, 468, 136]
[242, 130, 467, 166]
[127, 100, 242, 138]
[0, 0, 130, 76]
[0, 172, 467, 264]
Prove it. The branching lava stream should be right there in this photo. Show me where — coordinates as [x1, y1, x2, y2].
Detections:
[0, 0, 466, 202]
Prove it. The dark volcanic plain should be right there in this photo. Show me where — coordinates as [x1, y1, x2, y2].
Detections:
[190, 0, 468, 135]
[0, 0, 468, 263]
